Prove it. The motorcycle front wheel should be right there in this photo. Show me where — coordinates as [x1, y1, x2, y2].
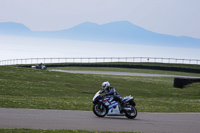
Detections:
[93, 103, 108, 117]
[125, 105, 137, 119]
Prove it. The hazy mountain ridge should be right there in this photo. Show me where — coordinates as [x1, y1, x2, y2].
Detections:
[0, 22, 31, 34]
[0, 21, 199, 48]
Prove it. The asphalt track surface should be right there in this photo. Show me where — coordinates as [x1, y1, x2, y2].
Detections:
[0, 108, 200, 133]
[50, 69, 200, 78]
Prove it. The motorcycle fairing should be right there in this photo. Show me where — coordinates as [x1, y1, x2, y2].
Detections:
[102, 97, 125, 116]
[122, 96, 133, 102]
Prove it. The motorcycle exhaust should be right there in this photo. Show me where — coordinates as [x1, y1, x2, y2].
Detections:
[123, 108, 131, 111]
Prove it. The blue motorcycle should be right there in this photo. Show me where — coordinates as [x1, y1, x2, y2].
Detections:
[93, 90, 137, 119]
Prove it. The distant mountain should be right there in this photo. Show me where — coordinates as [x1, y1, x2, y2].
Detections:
[0, 22, 31, 35]
[0, 21, 200, 48]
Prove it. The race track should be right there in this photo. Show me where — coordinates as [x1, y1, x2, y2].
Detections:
[1, 70, 200, 132]
[0, 108, 200, 133]
[50, 70, 200, 78]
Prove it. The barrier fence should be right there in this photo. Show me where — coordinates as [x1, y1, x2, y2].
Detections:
[0, 57, 200, 66]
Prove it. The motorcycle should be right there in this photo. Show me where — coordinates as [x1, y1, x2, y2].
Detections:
[36, 64, 46, 70]
[92, 90, 137, 119]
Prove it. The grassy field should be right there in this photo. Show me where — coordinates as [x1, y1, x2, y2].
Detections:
[0, 64, 200, 112]
[46, 62, 200, 70]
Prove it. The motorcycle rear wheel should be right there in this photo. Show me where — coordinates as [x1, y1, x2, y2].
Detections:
[93, 103, 108, 117]
[125, 104, 137, 119]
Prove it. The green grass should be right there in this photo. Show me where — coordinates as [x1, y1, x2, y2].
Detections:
[0, 65, 200, 112]
[45, 62, 200, 70]
[0, 129, 138, 133]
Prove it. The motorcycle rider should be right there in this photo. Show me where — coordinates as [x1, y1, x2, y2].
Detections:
[100, 81, 124, 110]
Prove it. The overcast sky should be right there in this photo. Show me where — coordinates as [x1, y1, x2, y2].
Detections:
[0, 0, 200, 39]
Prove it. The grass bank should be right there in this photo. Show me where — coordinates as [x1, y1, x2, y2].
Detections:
[0, 65, 200, 112]
[44, 62, 200, 70]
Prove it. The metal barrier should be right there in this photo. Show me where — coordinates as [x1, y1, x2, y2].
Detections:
[0, 57, 200, 65]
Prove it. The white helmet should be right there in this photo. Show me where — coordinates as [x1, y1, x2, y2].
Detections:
[102, 81, 110, 90]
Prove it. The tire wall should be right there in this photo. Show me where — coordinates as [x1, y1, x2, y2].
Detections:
[173, 78, 200, 88]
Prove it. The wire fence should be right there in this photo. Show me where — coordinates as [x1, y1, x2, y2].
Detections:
[0, 57, 200, 66]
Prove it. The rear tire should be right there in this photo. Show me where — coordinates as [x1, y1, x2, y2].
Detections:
[93, 103, 108, 117]
[125, 102, 137, 119]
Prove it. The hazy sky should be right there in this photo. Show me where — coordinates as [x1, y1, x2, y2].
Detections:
[0, 0, 200, 38]
[1, 35, 200, 61]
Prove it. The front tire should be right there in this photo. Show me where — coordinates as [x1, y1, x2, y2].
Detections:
[93, 103, 108, 117]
